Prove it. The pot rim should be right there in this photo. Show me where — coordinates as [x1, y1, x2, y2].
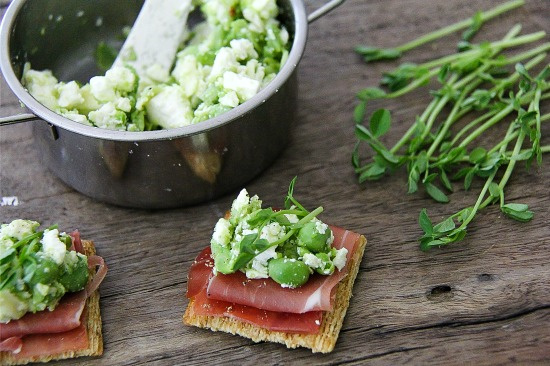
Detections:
[0, 0, 308, 142]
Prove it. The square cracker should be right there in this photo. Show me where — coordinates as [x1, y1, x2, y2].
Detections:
[1, 240, 104, 365]
[184, 234, 367, 353]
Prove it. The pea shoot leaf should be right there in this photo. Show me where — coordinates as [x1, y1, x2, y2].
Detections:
[369, 109, 391, 138]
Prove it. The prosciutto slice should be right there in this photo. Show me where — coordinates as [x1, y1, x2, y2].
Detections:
[187, 247, 322, 333]
[205, 226, 361, 313]
[0, 291, 86, 340]
[0, 337, 23, 353]
[9, 323, 88, 360]
[192, 288, 322, 334]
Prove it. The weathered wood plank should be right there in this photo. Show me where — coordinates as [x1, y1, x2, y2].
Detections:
[1, 0, 549, 364]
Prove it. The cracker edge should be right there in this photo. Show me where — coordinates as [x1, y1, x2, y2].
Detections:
[183, 234, 367, 353]
[1, 240, 104, 365]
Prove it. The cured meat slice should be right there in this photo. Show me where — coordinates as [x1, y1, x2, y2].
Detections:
[0, 337, 23, 353]
[205, 226, 361, 313]
[0, 291, 86, 340]
[187, 247, 214, 299]
[86, 255, 107, 296]
[191, 288, 322, 334]
[187, 250, 323, 334]
[10, 322, 88, 359]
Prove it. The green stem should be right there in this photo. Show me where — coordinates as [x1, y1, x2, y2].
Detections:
[395, 0, 525, 53]
[489, 111, 550, 154]
[390, 98, 440, 154]
[426, 82, 478, 159]
[384, 69, 439, 99]
[450, 110, 498, 147]
[271, 206, 324, 247]
[490, 43, 550, 66]
[458, 103, 515, 148]
[418, 28, 543, 70]
[455, 171, 496, 231]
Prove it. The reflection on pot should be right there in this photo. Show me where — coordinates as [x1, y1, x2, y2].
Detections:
[99, 140, 130, 179]
[173, 134, 223, 184]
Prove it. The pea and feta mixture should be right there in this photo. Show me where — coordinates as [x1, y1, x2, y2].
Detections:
[0, 220, 88, 323]
[21, 0, 290, 131]
[210, 179, 348, 288]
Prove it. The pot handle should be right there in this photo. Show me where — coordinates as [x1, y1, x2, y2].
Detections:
[0, 113, 40, 126]
[307, 0, 346, 23]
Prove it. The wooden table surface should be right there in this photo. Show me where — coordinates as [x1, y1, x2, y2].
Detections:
[1, 0, 549, 364]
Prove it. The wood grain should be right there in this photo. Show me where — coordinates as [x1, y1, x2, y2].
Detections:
[1, 0, 549, 365]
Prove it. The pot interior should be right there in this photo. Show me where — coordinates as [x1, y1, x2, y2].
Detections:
[8, 0, 297, 83]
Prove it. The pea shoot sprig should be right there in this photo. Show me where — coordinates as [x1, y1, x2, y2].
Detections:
[222, 177, 323, 272]
[351, 2, 549, 251]
[355, 0, 525, 62]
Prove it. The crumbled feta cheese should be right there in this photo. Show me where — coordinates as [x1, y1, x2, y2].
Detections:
[57, 81, 84, 109]
[21, 65, 59, 110]
[246, 245, 277, 279]
[302, 253, 322, 269]
[219, 91, 239, 107]
[0, 219, 39, 241]
[210, 48, 239, 79]
[314, 219, 328, 235]
[230, 39, 258, 60]
[231, 189, 250, 216]
[88, 102, 127, 130]
[212, 218, 232, 246]
[259, 222, 285, 243]
[284, 214, 299, 224]
[105, 66, 136, 92]
[222, 71, 261, 101]
[41, 229, 66, 265]
[333, 247, 348, 271]
[146, 85, 193, 129]
[60, 110, 90, 124]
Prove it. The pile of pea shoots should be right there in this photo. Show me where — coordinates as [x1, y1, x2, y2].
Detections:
[351, 0, 549, 251]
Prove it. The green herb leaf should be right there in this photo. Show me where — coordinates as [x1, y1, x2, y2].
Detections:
[369, 109, 391, 138]
[359, 162, 386, 182]
[424, 182, 450, 203]
[440, 169, 453, 191]
[501, 203, 534, 222]
[469, 147, 487, 164]
[488, 182, 501, 199]
[357, 87, 387, 100]
[354, 101, 367, 124]
[462, 11, 483, 41]
[419, 208, 433, 235]
[434, 216, 456, 233]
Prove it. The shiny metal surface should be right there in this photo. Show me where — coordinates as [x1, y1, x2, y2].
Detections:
[0, 0, 323, 208]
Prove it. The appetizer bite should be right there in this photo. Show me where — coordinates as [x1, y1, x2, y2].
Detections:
[184, 179, 367, 353]
[0, 220, 107, 365]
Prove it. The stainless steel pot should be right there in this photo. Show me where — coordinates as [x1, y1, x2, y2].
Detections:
[0, 0, 344, 209]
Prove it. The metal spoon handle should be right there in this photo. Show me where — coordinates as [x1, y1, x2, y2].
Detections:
[308, 0, 346, 23]
[0, 113, 39, 126]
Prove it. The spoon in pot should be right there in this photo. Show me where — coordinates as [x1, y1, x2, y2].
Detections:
[111, 0, 193, 77]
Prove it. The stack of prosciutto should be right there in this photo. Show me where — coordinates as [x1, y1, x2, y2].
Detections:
[186, 225, 364, 336]
[0, 233, 107, 363]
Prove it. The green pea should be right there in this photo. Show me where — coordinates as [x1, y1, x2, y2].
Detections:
[297, 222, 331, 253]
[59, 255, 89, 292]
[268, 258, 310, 288]
[315, 253, 335, 276]
[29, 258, 60, 286]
